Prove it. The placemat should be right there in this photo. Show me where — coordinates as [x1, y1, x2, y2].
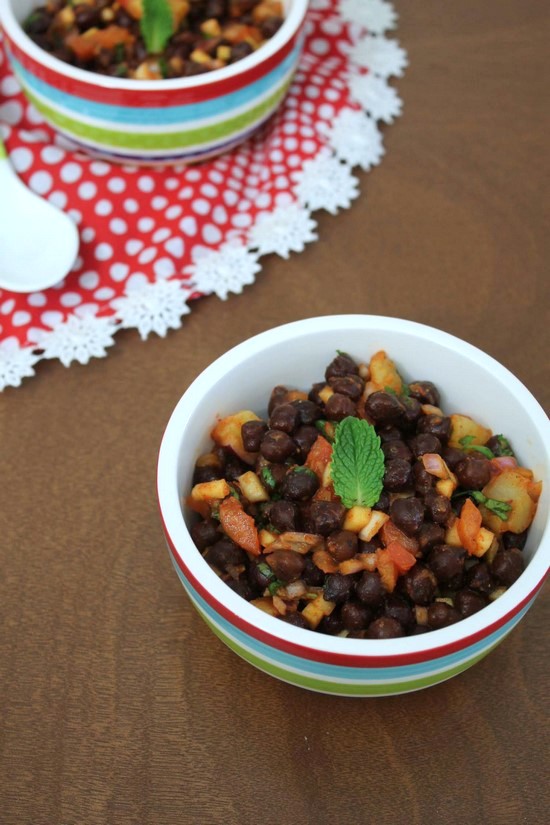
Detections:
[0, 0, 406, 389]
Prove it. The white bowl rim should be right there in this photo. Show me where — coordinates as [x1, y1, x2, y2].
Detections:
[0, 0, 308, 93]
[157, 314, 550, 660]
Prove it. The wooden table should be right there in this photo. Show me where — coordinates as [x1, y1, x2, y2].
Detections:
[1, 1, 549, 822]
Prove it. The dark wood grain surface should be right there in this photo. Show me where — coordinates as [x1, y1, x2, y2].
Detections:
[1, 1, 549, 823]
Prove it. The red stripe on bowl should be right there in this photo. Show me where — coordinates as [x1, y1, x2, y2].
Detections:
[4, 30, 301, 107]
[160, 508, 547, 668]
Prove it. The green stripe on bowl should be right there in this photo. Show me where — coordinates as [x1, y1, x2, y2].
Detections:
[21, 80, 291, 152]
[200, 612, 504, 696]
[0, 141, 7, 159]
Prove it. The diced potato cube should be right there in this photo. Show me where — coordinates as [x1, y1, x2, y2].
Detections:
[470, 526, 495, 558]
[237, 471, 269, 503]
[343, 505, 372, 533]
[191, 479, 230, 502]
[211, 410, 262, 464]
[368, 350, 403, 394]
[285, 390, 308, 403]
[448, 414, 492, 449]
[444, 519, 462, 547]
[259, 529, 277, 548]
[318, 385, 334, 404]
[479, 469, 538, 534]
[436, 477, 458, 498]
[358, 510, 390, 542]
[251, 597, 278, 616]
[301, 594, 336, 629]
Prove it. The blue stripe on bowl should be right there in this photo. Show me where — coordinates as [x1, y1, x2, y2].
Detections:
[168, 547, 530, 683]
[10, 43, 301, 127]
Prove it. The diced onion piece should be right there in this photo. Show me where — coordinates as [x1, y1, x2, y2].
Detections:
[312, 548, 338, 574]
[421, 403, 444, 417]
[321, 462, 333, 488]
[489, 456, 518, 476]
[267, 532, 325, 554]
[358, 510, 390, 542]
[421, 453, 449, 479]
[280, 580, 307, 600]
[338, 554, 377, 575]
[301, 594, 336, 629]
[358, 363, 370, 380]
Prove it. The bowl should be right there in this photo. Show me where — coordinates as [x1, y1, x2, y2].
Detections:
[0, 0, 308, 165]
[157, 315, 550, 696]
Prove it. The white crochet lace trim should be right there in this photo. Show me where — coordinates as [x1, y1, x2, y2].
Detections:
[0, 0, 406, 390]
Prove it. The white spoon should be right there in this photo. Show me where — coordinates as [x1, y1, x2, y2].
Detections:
[0, 136, 79, 293]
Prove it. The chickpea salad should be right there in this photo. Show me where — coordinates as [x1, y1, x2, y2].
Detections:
[23, 0, 284, 80]
[187, 350, 542, 638]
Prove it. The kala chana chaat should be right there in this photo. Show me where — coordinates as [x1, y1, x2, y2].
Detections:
[23, 0, 284, 79]
[187, 350, 542, 638]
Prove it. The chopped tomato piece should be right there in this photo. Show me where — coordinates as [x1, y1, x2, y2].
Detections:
[66, 26, 135, 61]
[385, 541, 417, 574]
[457, 497, 483, 555]
[380, 519, 419, 555]
[219, 496, 260, 556]
[305, 435, 332, 481]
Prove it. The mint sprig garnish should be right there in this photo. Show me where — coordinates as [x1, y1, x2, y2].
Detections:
[331, 417, 385, 508]
[141, 0, 174, 55]
[460, 435, 494, 459]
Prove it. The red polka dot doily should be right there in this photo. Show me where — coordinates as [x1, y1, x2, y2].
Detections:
[0, 0, 406, 389]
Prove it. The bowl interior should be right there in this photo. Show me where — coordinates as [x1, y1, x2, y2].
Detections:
[173, 317, 549, 571]
[5, 0, 300, 84]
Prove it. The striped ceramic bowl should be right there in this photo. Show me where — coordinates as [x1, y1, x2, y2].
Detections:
[0, 0, 308, 165]
[157, 316, 550, 696]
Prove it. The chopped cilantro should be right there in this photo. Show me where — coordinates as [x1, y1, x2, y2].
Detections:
[495, 434, 514, 457]
[460, 435, 494, 459]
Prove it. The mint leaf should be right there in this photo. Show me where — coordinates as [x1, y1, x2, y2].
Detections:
[331, 417, 384, 508]
[470, 491, 512, 520]
[459, 435, 494, 459]
[141, 0, 174, 55]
